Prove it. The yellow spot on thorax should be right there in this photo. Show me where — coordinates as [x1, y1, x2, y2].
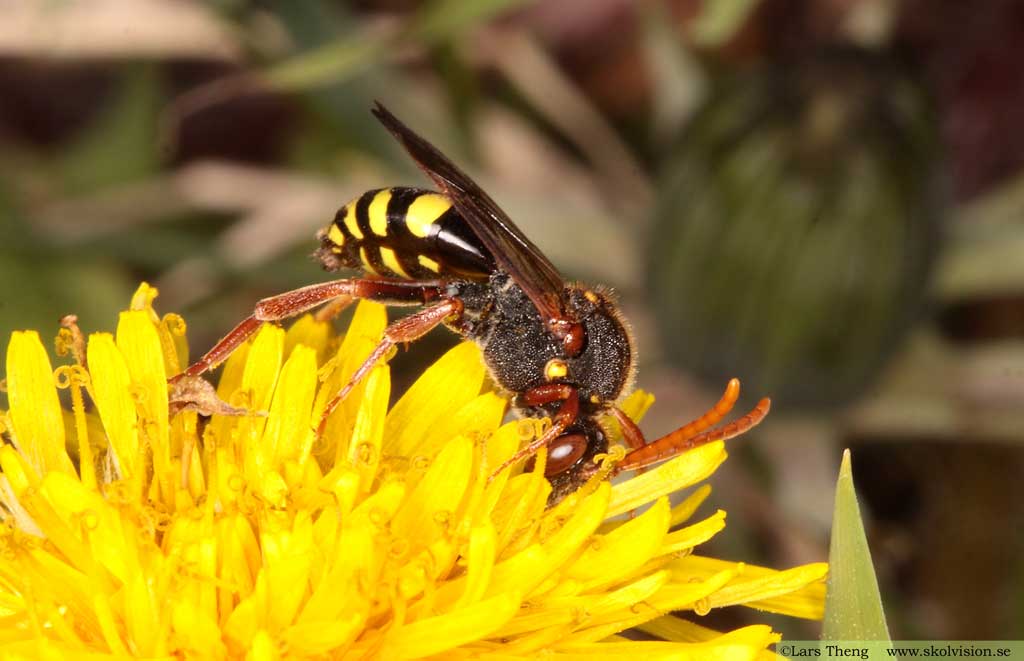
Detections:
[583, 290, 600, 304]
[327, 224, 345, 246]
[369, 190, 392, 237]
[344, 204, 363, 240]
[545, 359, 568, 381]
[380, 247, 410, 278]
[406, 193, 451, 238]
[418, 255, 441, 273]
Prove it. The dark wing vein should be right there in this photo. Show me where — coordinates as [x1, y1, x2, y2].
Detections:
[372, 102, 567, 323]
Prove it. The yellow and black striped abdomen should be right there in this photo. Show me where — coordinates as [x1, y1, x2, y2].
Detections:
[318, 187, 495, 281]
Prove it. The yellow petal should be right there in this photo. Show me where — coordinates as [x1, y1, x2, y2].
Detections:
[490, 605, 577, 639]
[39, 471, 137, 584]
[384, 342, 485, 457]
[86, 333, 140, 478]
[124, 570, 162, 657]
[391, 435, 474, 547]
[0, 444, 42, 532]
[314, 301, 386, 453]
[263, 514, 314, 631]
[298, 517, 374, 628]
[647, 568, 737, 613]
[115, 311, 170, 490]
[172, 601, 228, 659]
[640, 613, 782, 661]
[669, 556, 829, 619]
[259, 344, 318, 466]
[658, 510, 727, 556]
[453, 522, 497, 609]
[201, 334, 254, 457]
[233, 323, 284, 439]
[670, 484, 713, 527]
[559, 569, 736, 646]
[639, 613, 723, 641]
[94, 591, 131, 655]
[607, 441, 727, 517]
[247, 630, 279, 661]
[215, 339, 251, 407]
[5, 331, 73, 476]
[585, 569, 672, 617]
[490, 471, 549, 553]
[283, 613, 363, 656]
[559, 625, 778, 661]
[620, 389, 655, 421]
[346, 365, 390, 493]
[479, 423, 537, 527]
[568, 497, 669, 588]
[379, 591, 520, 659]
[349, 478, 406, 523]
[420, 391, 506, 457]
[747, 578, 828, 620]
[283, 314, 331, 365]
[489, 483, 609, 599]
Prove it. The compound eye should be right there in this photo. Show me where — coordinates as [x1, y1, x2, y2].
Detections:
[545, 433, 588, 476]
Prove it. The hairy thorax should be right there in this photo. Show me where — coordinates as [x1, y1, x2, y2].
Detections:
[459, 274, 634, 408]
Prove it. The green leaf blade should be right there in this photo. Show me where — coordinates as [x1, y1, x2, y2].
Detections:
[823, 449, 892, 641]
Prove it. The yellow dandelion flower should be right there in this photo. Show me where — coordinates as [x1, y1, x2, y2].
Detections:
[0, 283, 826, 659]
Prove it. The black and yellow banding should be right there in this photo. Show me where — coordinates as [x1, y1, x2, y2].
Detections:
[319, 187, 495, 281]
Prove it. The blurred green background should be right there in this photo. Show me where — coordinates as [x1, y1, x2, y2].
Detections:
[1, 0, 1023, 641]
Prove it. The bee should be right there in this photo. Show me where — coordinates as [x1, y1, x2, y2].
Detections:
[179, 102, 771, 504]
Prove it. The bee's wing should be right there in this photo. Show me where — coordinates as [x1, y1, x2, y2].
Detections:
[372, 102, 567, 324]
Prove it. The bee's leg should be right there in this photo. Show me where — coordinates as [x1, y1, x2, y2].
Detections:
[179, 315, 264, 379]
[489, 384, 579, 480]
[606, 406, 651, 475]
[608, 406, 647, 452]
[315, 297, 464, 436]
[615, 383, 770, 473]
[178, 278, 445, 379]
